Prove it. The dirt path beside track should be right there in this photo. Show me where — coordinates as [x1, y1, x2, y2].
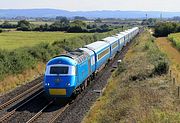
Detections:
[156, 37, 180, 84]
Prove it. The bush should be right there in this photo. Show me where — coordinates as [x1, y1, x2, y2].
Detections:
[0, 21, 17, 28]
[154, 60, 169, 75]
[0, 29, 2, 33]
[17, 20, 34, 31]
[114, 61, 126, 77]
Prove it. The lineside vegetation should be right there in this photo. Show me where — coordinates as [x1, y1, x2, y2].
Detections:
[168, 33, 180, 51]
[83, 30, 180, 123]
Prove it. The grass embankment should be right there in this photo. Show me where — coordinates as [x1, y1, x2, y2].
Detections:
[0, 28, 122, 95]
[156, 37, 180, 85]
[0, 32, 90, 50]
[168, 33, 180, 51]
[83, 31, 180, 122]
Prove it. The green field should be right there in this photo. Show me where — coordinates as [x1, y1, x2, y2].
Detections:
[168, 33, 180, 50]
[0, 31, 92, 50]
[0, 21, 53, 25]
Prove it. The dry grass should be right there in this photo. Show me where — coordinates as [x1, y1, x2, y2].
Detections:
[156, 37, 180, 85]
[82, 30, 180, 123]
[0, 62, 46, 95]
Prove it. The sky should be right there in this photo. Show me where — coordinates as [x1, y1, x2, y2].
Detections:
[0, 0, 180, 12]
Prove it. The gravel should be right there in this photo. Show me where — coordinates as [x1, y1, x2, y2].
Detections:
[0, 76, 43, 105]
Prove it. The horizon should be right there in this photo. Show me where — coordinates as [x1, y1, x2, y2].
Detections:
[0, 0, 180, 12]
[0, 8, 180, 13]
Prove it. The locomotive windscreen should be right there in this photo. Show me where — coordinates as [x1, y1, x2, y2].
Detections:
[50, 66, 68, 74]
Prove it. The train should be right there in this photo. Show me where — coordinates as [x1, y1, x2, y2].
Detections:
[43, 27, 139, 97]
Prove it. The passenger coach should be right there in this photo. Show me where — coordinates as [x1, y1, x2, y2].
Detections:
[120, 31, 129, 45]
[102, 37, 119, 59]
[85, 41, 110, 72]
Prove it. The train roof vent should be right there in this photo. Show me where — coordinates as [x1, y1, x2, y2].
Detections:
[55, 49, 89, 64]
[57, 54, 74, 59]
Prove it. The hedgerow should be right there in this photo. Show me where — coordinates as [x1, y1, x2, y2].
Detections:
[168, 33, 180, 51]
[145, 36, 169, 75]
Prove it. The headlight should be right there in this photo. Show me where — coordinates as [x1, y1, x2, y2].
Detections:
[66, 82, 71, 87]
[45, 83, 50, 86]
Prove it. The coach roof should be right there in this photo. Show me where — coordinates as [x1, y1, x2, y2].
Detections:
[120, 31, 129, 36]
[114, 33, 125, 39]
[85, 41, 109, 52]
[79, 48, 94, 56]
[102, 36, 119, 44]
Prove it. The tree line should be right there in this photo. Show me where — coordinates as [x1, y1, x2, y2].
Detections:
[0, 17, 113, 33]
[154, 22, 180, 37]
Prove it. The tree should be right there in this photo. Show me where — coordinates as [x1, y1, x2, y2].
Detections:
[94, 18, 102, 23]
[49, 17, 70, 31]
[50, 21, 69, 31]
[74, 16, 87, 20]
[1, 21, 16, 28]
[17, 20, 34, 31]
[55, 16, 69, 25]
[141, 19, 149, 25]
[154, 22, 179, 37]
[67, 20, 87, 33]
[70, 20, 87, 28]
[17, 20, 30, 27]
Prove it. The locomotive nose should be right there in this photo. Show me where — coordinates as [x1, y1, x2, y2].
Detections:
[44, 75, 76, 97]
[44, 64, 76, 97]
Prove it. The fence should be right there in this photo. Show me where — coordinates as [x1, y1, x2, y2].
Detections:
[169, 69, 180, 98]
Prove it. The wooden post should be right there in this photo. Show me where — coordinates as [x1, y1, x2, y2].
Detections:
[170, 70, 172, 78]
[178, 86, 180, 98]
[173, 78, 176, 85]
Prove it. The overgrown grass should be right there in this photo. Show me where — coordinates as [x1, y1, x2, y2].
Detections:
[82, 30, 180, 123]
[168, 33, 180, 51]
[145, 35, 169, 75]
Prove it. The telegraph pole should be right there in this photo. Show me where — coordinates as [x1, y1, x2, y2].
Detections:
[160, 13, 163, 21]
[146, 13, 148, 20]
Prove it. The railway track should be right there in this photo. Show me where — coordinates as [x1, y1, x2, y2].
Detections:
[0, 90, 44, 122]
[26, 100, 69, 123]
[0, 83, 42, 110]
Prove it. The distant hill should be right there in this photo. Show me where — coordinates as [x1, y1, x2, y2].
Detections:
[0, 9, 180, 18]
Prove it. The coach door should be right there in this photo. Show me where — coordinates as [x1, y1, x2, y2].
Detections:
[88, 58, 91, 75]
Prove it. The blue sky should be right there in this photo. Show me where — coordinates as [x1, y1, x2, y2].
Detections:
[0, 0, 179, 12]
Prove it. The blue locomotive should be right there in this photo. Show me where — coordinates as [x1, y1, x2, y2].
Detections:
[43, 27, 139, 97]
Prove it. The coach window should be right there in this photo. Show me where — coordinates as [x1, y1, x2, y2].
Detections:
[112, 42, 118, 49]
[98, 48, 110, 60]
